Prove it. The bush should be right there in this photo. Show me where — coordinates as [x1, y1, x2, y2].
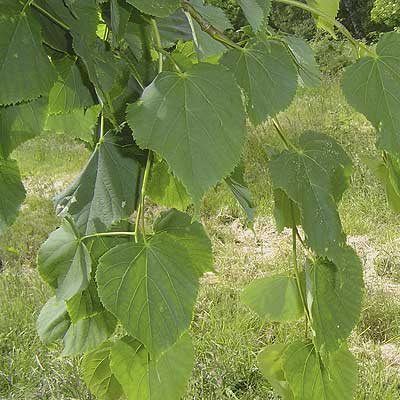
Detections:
[371, 0, 400, 29]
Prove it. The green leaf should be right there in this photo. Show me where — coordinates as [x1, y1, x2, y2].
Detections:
[307, 247, 363, 353]
[126, 0, 180, 17]
[306, 0, 340, 35]
[45, 105, 101, 142]
[96, 233, 199, 357]
[82, 341, 123, 400]
[283, 36, 321, 88]
[268, 132, 352, 260]
[0, 0, 25, 16]
[48, 57, 95, 114]
[147, 160, 192, 211]
[38, 219, 92, 301]
[0, 157, 26, 233]
[37, 296, 70, 345]
[55, 134, 142, 235]
[241, 275, 304, 321]
[342, 33, 400, 156]
[127, 62, 246, 205]
[221, 39, 298, 125]
[110, 334, 194, 400]
[0, 13, 56, 105]
[153, 209, 214, 275]
[110, 0, 132, 49]
[0, 97, 48, 158]
[283, 341, 358, 400]
[258, 344, 293, 399]
[273, 189, 301, 233]
[156, 10, 192, 48]
[237, 0, 271, 32]
[62, 311, 117, 356]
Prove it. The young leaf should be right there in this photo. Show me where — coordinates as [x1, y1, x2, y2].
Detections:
[96, 233, 199, 357]
[153, 209, 214, 275]
[110, 334, 194, 400]
[221, 39, 298, 125]
[283, 341, 358, 400]
[342, 33, 400, 156]
[0, 97, 48, 158]
[126, 0, 180, 17]
[82, 341, 123, 400]
[306, 0, 340, 35]
[268, 132, 352, 260]
[237, 0, 271, 32]
[147, 160, 192, 211]
[258, 344, 293, 399]
[307, 247, 363, 353]
[38, 219, 92, 301]
[55, 134, 142, 235]
[0, 13, 56, 105]
[241, 275, 304, 322]
[127, 62, 246, 205]
[37, 296, 70, 345]
[0, 157, 26, 233]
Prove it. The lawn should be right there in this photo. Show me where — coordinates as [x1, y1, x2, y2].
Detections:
[1, 78, 399, 399]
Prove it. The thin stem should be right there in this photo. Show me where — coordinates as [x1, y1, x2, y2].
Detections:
[150, 19, 163, 74]
[22, 0, 34, 13]
[81, 231, 136, 241]
[99, 112, 105, 139]
[154, 45, 183, 73]
[181, 0, 243, 51]
[134, 201, 142, 243]
[31, 2, 70, 31]
[273, 0, 375, 58]
[272, 118, 299, 152]
[138, 152, 153, 245]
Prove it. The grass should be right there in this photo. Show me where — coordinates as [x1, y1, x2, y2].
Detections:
[1, 77, 400, 399]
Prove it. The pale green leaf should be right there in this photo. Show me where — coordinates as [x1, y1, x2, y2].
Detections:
[306, 0, 340, 35]
[0, 97, 48, 158]
[127, 62, 246, 205]
[153, 209, 214, 275]
[37, 296, 70, 345]
[38, 219, 92, 301]
[283, 341, 358, 400]
[126, 0, 180, 17]
[0, 13, 56, 105]
[55, 134, 142, 235]
[342, 33, 400, 156]
[82, 341, 123, 400]
[49, 57, 95, 114]
[96, 233, 199, 357]
[237, 0, 271, 32]
[258, 344, 293, 399]
[268, 132, 352, 260]
[147, 160, 192, 211]
[221, 39, 298, 125]
[110, 334, 194, 400]
[242, 275, 304, 321]
[307, 247, 363, 352]
[0, 157, 26, 233]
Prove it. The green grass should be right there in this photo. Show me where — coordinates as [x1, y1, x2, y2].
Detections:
[1, 79, 400, 399]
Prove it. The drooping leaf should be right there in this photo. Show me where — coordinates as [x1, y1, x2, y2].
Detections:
[37, 296, 70, 345]
[0, 13, 56, 105]
[96, 233, 199, 357]
[126, 0, 180, 17]
[48, 57, 95, 114]
[62, 311, 117, 356]
[55, 134, 142, 235]
[45, 105, 101, 142]
[153, 209, 214, 275]
[307, 247, 363, 353]
[237, 0, 271, 32]
[127, 62, 246, 205]
[110, 0, 132, 49]
[38, 219, 92, 301]
[0, 97, 48, 158]
[110, 333, 194, 400]
[258, 344, 293, 399]
[0, 157, 26, 233]
[82, 341, 124, 400]
[221, 39, 298, 125]
[268, 132, 352, 260]
[306, 0, 340, 35]
[242, 275, 304, 321]
[283, 341, 358, 400]
[342, 33, 400, 156]
[283, 35, 321, 88]
[273, 189, 301, 233]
